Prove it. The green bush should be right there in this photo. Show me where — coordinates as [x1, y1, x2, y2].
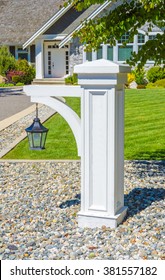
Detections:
[0, 83, 14, 87]
[146, 66, 165, 83]
[16, 82, 24, 86]
[132, 67, 146, 85]
[146, 82, 155, 89]
[12, 75, 22, 84]
[0, 46, 16, 75]
[65, 73, 78, 85]
[15, 59, 35, 84]
[146, 78, 165, 89]
[155, 78, 165, 87]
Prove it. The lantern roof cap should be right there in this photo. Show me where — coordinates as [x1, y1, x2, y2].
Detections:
[25, 117, 49, 133]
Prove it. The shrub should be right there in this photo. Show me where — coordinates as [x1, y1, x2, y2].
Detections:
[132, 67, 146, 85]
[0, 83, 14, 87]
[146, 79, 165, 89]
[155, 78, 165, 87]
[16, 82, 24, 86]
[146, 83, 155, 89]
[12, 75, 20, 84]
[15, 59, 35, 84]
[0, 46, 16, 75]
[65, 73, 78, 85]
[6, 70, 25, 83]
[146, 66, 165, 83]
[0, 83, 6, 87]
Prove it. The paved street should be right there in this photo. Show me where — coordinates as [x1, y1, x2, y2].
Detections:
[0, 88, 32, 121]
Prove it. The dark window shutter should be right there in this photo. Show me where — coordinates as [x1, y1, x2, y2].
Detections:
[9, 46, 15, 57]
[30, 45, 35, 63]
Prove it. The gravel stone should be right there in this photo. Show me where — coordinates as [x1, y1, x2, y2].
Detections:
[0, 107, 164, 260]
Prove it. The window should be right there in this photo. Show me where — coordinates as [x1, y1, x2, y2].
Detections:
[18, 53, 28, 60]
[48, 51, 51, 75]
[66, 51, 69, 74]
[137, 33, 145, 53]
[117, 32, 133, 61]
[149, 35, 156, 40]
[138, 33, 145, 43]
[118, 32, 133, 44]
[86, 51, 92, 61]
[17, 47, 28, 60]
[107, 46, 113, 60]
[97, 46, 102, 59]
[9, 46, 15, 57]
[118, 46, 133, 61]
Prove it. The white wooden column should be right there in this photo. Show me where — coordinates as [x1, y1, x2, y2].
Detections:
[134, 35, 138, 54]
[74, 59, 131, 228]
[102, 44, 107, 59]
[92, 51, 97, 61]
[113, 43, 118, 62]
[35, 39, 44, 79]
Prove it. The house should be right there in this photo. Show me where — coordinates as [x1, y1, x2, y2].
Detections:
[0, 0, 163, 82]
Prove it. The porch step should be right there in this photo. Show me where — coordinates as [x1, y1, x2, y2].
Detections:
[32, 78, 65, 85]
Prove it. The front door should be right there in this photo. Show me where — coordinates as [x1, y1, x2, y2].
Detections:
[44, 43, 69, 78]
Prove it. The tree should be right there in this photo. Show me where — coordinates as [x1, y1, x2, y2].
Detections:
[67, 0, 165, 68]
[0, 46, 16, 75]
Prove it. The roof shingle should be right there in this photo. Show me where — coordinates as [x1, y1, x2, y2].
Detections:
[0, 0, 64, 45]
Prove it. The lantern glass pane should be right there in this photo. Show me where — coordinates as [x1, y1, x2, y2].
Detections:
[32, 133, 42, 148]
[41, 132, 47, 148]
[27, 132, 33, 148]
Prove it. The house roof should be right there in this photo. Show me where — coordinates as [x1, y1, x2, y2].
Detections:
[0, 0, 65, 45]
[0, 0, 163, 48]
[0, 0, 101, 47]
[23, 3, 100, 48]
[59, 0, 111, 48]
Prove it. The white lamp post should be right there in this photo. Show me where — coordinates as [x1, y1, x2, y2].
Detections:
[74, 59, 131, 228]
[24, 59, 130, 228]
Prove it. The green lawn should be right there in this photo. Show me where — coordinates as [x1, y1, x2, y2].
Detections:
[125, 88, 165, 160]
[3, 89, 165, 160]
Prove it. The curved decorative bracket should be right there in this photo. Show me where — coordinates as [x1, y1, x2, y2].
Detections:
[31, 96, 81, 156]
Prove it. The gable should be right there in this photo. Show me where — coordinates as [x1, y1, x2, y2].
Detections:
[44, 5, 100, 35]
[44, 6, 86, 35]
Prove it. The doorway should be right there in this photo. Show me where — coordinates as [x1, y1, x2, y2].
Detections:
[44, 42, 69, 78]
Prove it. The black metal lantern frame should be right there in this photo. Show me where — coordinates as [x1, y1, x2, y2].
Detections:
[25, 103, 49, 150]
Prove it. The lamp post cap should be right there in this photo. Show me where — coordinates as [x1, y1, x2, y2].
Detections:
[74, 59, 131, 74]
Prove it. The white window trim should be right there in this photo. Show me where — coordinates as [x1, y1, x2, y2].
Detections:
[16, 46, 30, 62]
[83, 30, 161, 64]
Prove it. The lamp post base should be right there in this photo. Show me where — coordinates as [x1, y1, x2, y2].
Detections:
[78, 206, 128, 229]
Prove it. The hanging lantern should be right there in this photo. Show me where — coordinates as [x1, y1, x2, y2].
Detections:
[25, 103, 49, 150]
